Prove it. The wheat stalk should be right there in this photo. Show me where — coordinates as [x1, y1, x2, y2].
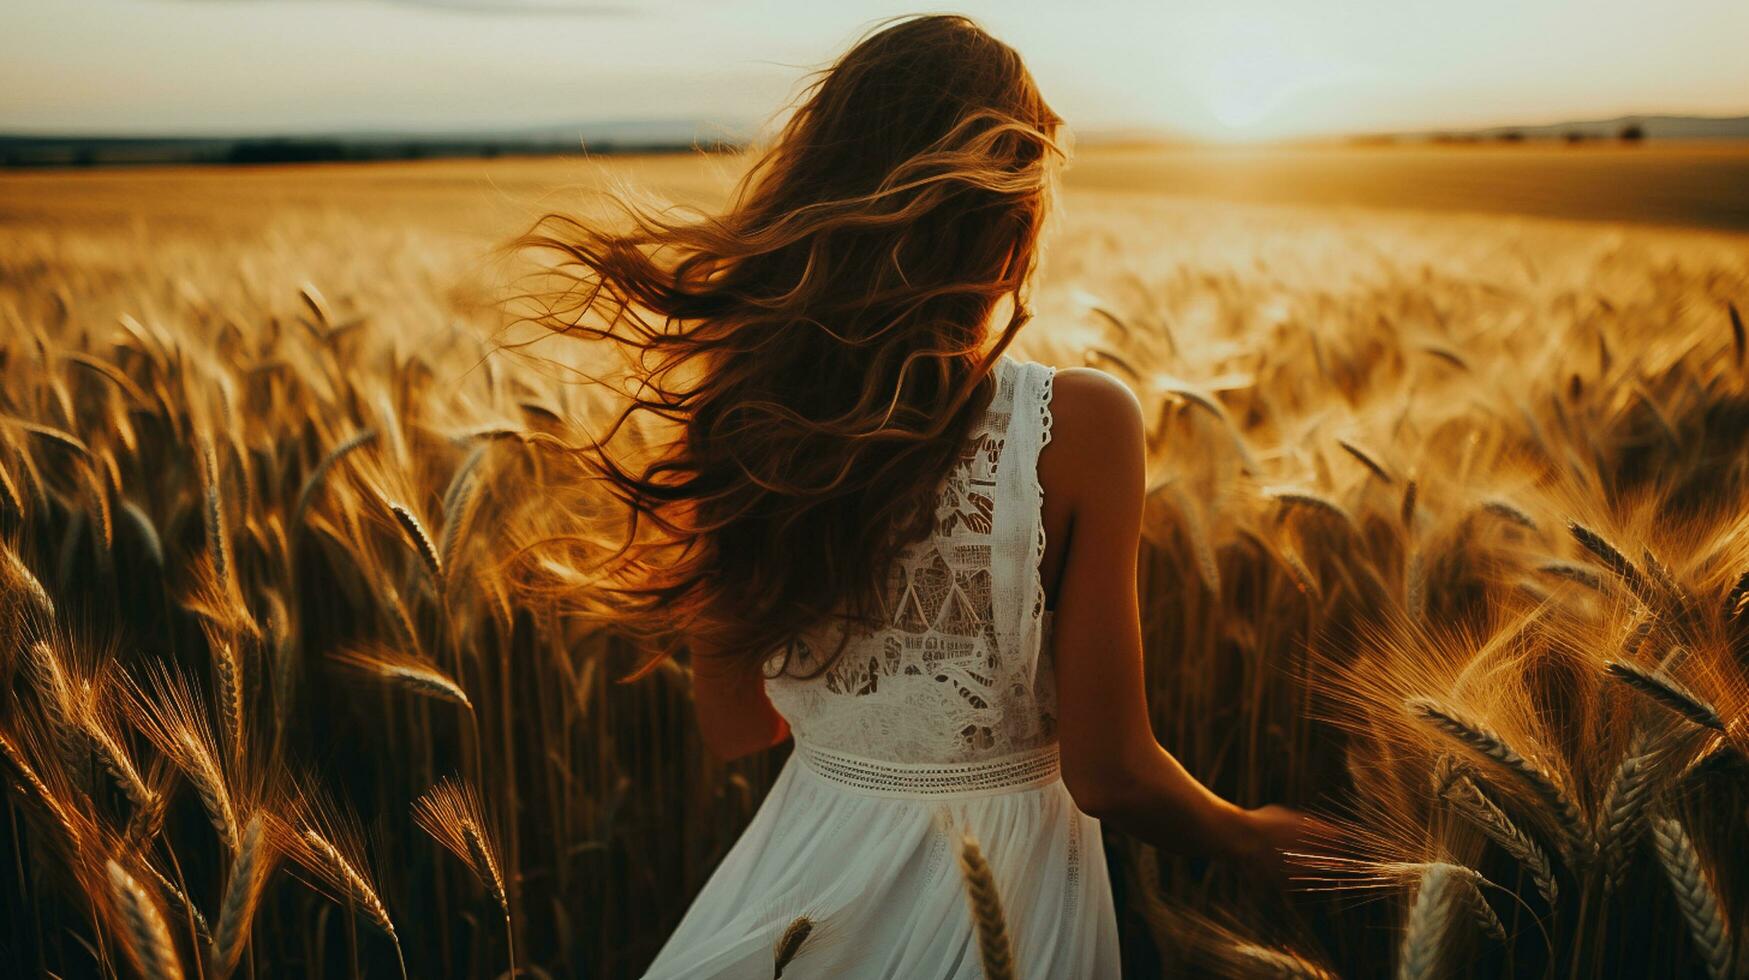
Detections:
[772, 916, 813, 978]
[1280, 547, 1322, 600]
[208, 812, 272, 979]
[0, 727, 81, 845]
[1405, 697, 1589, 858]
[1639, 547, 1693, 613]
[212, 639, 247, 756]
[1597, 729, 1660, 893]
[1232, 942, 1338, 979]
[1567, 521, 1658, 606]
[179, 731, 243, 853]
[201, 440, 234, 591]
[0, 455, 24, 519]
[107, 858, 186, 980]
[79, 710, 157, 816]
[959, 833, 1015, 980]
[1603, 660, 1725, 732]
[6, 417, 92, 459]
[1404, 548, 1427, 622]
[290, 429, 378, 532]
[439, 445, 488, 579]
[332, 645, 472, 709]
[1480, 498, 1538, 531]
[1537, 560, 1604, 591]
[1268, 488, 1354, 529]
[142, 861, 211, 943]
[1, 538, 55, 621]
[1338, 438, 1393, 483]
[1398, 863, 1460, 980]
[300, 828, 397, 940]
[1650, 816, 1731, 980]
[128, 667, 242, 853]
[1398, 863, 1502, 980]
[412, 778, 506, 911]
[384, 498, 443, 587]
[1440, 775, 1558, 905]
[1165, 481, 1220, 595]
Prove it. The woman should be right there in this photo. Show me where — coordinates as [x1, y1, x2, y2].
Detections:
[521, 14, 1322, 978]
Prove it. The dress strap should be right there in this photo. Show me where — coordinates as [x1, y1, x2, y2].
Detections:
[991, 358, 1056, 686]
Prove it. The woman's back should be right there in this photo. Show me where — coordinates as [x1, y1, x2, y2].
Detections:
[641, 355, 1121, 978]
[764, 355, 1058, 769]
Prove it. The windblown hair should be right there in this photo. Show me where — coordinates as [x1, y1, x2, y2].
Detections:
[514, 15, 1064, 676]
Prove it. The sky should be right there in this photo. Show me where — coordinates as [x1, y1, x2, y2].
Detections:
[3, 0, 1748, 142]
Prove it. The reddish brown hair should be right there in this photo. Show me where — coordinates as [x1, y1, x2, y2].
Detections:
[515, 14, 1063, 675]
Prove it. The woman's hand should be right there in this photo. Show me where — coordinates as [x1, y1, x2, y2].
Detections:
[1233, 804, 1336, 884]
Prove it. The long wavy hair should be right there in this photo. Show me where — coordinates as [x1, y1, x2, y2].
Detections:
[513, 14, 1064, 677]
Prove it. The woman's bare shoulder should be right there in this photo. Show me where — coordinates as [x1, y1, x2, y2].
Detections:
[1039, 366, 1146, 506]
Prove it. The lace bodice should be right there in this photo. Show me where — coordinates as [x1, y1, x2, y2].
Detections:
[764, 356, 1057, 765]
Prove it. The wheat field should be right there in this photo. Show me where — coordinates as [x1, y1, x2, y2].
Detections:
[2, 147, 1747, 978]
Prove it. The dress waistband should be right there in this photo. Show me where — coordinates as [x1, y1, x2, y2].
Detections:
[793, 742, 1062, 799]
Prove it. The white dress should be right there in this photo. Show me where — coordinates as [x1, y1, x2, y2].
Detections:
[641, 355, 1120, 979]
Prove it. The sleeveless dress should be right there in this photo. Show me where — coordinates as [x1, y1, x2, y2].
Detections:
[641, 355, 1120, 979]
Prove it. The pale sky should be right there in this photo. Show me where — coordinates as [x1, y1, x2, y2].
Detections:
[4, 0, 1748, 141]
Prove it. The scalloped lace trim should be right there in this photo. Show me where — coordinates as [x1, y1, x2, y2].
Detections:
[1031, 365, 1056, 634]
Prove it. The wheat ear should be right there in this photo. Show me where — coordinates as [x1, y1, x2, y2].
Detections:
[385, 499, 443, 587]
[0, 728, 81, 845]
[1650, 816, 1731, 980]
[772, 916, 813, 978]
[1597, 729, 1660, 893]
[212, 640, 247, 756]
[1, 539, 55, 620]
[1440, 775, 1558, 905]
[182, 730, 241, 853]
[1479, 498, 1538, 531]
[301, 828, 397, 940]
[1398, 863, 1460, 980]
[1280, 548, 1322, 600]
[1604, 660, 1725, 732]
[208, 812, 271, 979]
[142, 861, 211, 942]
[1268, 488, 1355, 529]
[1338, 439, 1393, 483]
[79, 712, 157, 816]
[438, 447, 488, 579]
[1399, 863, 1502, 980]
[108, 858, 186, 980]
[1406, 697, 1588, 858]
[1164, 482, 1220, 596]
[1567, 521, 1657, 605]
[1639, 548, 1692, 610]
[1231, 942, 1337, 979]
[201, 442, 232, 591]
[290, 429, 377, 532]
[333, 645, 472, 709]
[1538, 561, 1604, 591]
[959, 833, 1015, 980]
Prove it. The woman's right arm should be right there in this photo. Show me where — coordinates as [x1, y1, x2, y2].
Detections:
[1043, 368, 1318, 875]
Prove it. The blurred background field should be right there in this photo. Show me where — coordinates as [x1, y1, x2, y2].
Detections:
[3, 140, 1747, 977]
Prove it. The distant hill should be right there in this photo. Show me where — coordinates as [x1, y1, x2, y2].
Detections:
[0, 118, 752, 169]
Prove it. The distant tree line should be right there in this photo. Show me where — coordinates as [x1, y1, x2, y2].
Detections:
[1425, 122, 1646, 145]
[0, 136, 745, 169]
